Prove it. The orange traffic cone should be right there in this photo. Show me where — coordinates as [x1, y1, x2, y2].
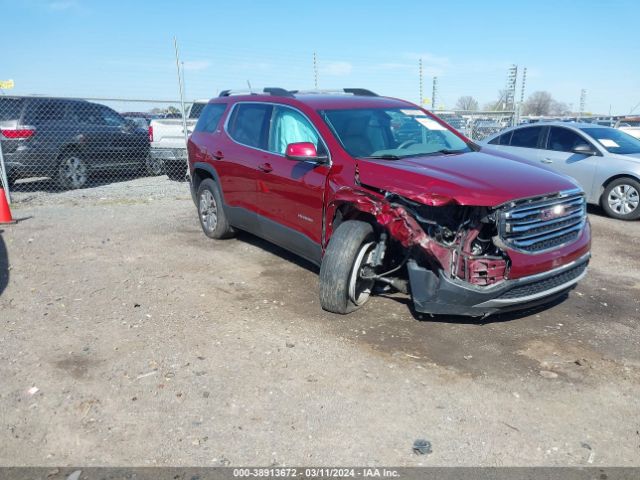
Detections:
[0, 187, 15, 224]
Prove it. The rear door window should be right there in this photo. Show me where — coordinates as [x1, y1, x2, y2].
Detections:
[509, 126, 543, 148]
[227, 103, 272, 149]
[0, 98, 25, 121]
[194, 103, 227, 133]
[547, 127, 589, 152]
[99, 106, 127, 127]
[71, 103, 106, 125]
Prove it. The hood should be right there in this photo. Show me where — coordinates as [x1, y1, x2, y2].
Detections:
[357, 149, 579, 207]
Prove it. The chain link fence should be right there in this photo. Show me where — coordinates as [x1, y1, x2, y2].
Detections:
[0, 95, 193, 205]
[0, 94, 518, 205]
[432, 110, 515, 141]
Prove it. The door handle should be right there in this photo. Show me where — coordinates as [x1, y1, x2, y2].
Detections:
[541, 158, 553, 164]
[258, 162, 273, 173]
[212, 150, 224, 160]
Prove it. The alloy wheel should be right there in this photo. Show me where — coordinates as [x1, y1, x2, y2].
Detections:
[607, 184, 639, 215]
[60, 156, 87, 189]
[199, 189, 218, 233]
[348, 241, 376, 306]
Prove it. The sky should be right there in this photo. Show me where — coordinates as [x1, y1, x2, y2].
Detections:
[2, 0, 639, 115]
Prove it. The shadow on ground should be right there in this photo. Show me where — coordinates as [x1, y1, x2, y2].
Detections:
[11, 170, 159, 194]
[0, 230, 8, 297]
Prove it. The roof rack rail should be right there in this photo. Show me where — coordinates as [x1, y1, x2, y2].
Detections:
[218, 87, 295, 98]
[343, 88, 378, 97]
[262, 87, 295, 98]
[289, 88, 378, 97]
[218, 87, 378, 98]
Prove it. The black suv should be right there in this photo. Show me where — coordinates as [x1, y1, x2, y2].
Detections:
[0, 96, 149, 189]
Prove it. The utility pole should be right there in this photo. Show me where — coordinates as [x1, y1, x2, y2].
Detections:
[174, 36, 189, 180]
[505, 64, 518, 111]
[519, 67, 527, 105]
[579, 89, 586, 119]
[517, 66, 527, 125]
[313, 52, 319, 90]
[432, 76, 438, 111]
[419, 58, 423, 105]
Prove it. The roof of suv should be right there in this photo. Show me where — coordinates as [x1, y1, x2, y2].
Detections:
[213, 88, 414, 110]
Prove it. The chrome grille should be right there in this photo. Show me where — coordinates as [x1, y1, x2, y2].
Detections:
[498, 189, 587, 254]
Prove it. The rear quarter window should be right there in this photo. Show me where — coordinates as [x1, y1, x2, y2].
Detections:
[488, 131, 513, 145]
[509, 126, 543, 148]
[194, 104, 227, 133]
[188, 102, 207, 119]
[25, 100, 67, 123]
[0, 98, 26, 121]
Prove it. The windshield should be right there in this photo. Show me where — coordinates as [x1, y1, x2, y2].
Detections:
[582, 127, 640, 155]
[319, 107, 471, 158]
[619, 121, 640, 127]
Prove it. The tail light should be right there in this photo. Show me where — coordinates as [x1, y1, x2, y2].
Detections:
[148, 125, 153, 143]
[1, 128, 36, 139]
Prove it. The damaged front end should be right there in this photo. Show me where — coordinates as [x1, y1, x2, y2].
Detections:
[332, 188, 589, 317]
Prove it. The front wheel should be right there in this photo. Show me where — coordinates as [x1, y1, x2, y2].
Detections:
[319, 220, 376, 314]
[601, 177, 640, 220]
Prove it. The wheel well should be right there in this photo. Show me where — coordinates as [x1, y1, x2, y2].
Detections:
[57, 144, 82, 161]
[333, 203, 378, 232]
[599, 174, 640, 201]
[192, 167, 214, 192]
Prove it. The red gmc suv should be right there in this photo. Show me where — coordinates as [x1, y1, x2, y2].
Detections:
[186, 88, 590, 317]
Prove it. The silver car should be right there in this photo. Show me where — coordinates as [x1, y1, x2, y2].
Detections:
[483, 122, 640, 220]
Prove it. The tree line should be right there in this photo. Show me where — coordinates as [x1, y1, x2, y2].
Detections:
[453, 91, 570, 115]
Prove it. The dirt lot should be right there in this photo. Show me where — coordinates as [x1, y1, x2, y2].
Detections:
[1, 178, 639, 466]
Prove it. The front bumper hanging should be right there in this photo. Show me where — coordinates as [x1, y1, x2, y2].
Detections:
[408, 253, 590, 317]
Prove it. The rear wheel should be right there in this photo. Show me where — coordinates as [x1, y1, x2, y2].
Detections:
[319, 220, 376, 314]
[196, 179, 235, 239]
[601, 177, 640, 220]
[57, 154, 88, 190]
[145, 155, 164, 176]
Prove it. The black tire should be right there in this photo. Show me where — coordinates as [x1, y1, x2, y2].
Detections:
[196, 179, 235, 239]
[145, 155, 164, 176]
[57, 153, 88, 190]
[319, 220, 376, 314]
[601, 177, 640, 220]
[166, 162, 187, 181]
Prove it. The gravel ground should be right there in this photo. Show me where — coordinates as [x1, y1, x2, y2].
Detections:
[1, 177, 639, 466]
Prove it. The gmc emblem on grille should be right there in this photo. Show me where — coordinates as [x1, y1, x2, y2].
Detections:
[540, 205, 565, 220]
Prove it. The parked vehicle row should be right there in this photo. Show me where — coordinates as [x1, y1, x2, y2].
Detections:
[186, 88, 591, 318]
[0, 96, 150, 189]
[148, 100, 209, 181]
[484, 122, 640, 220]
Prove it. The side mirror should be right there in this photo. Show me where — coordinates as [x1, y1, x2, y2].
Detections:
[572, 143, 596, 156]
[285, 142, 328, 162]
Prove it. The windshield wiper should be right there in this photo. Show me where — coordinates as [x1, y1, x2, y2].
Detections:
[432, 148, 466, 155]
[363, 154, 402, 160]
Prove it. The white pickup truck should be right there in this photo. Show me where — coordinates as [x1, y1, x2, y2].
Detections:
[149, 100, 208, 180]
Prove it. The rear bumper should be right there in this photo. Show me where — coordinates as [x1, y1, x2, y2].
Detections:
[150, 147, 187, 162]
[408, 252, 590, 317]
[1, 150, 53, 179]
